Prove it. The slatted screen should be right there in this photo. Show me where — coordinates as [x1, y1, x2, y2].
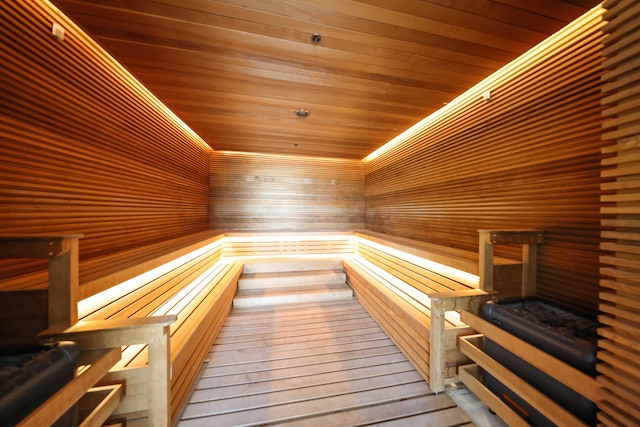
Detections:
[0, 1, 211, 282]
[363, 6, 606, 315]
[598, 0, 640, 424]
[209, 151, 364, 231]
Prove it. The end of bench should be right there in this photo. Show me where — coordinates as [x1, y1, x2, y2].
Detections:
[428, 289, 495, 315]
[428, 289, 495, 393]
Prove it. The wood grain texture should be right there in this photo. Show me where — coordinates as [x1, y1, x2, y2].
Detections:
[0, 1, 211, 284]
[210, 151, 364, 231]
[52, 0, 599, 159]
[179, 299, 472, 426]
[598, 0, 640, 424]
[363, 6, 607, 315]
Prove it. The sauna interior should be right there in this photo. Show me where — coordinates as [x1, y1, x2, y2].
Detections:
[1, 0, 639, 426]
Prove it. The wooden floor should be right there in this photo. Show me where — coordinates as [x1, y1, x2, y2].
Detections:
[177, 298, 474, 426]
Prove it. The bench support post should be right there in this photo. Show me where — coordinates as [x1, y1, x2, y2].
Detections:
[429, 290, 494, 392]
[0, 234, 83, 330]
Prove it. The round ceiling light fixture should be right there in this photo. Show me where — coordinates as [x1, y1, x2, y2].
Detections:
[294, 108, 310, 118]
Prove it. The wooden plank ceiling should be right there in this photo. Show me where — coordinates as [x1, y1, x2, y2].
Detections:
[52, 0, 601, 159]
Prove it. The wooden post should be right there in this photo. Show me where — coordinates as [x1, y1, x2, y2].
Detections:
[428, 289, 493, 392]
[48, 236, 80, 329]
[429, 300, 446, 393]
[0, 234, 83, 330]
[478, 231, 494, 292]
[147, 322, 172, 427]
[522, 241, 537, 297]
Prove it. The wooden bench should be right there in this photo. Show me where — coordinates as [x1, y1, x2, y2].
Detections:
[221, 231, 356, 258]
[0, 232, 242, 426]
[0, 229, 543, 423]
[343, 230, 543, 392]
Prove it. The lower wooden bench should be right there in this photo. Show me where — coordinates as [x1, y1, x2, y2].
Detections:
[344, 230, 543, 393]
[344, 256, 490, 393]
[77, 259, 243, 425]
[0, 233, 242, 426]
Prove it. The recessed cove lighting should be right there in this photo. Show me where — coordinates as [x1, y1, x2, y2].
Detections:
[294, 108, 310, 118]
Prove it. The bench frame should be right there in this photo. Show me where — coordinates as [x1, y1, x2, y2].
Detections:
[0, 230, 544, 423]
[343, 230, 544, 392]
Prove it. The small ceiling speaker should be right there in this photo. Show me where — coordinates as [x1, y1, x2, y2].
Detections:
[294, 108, 310, 118]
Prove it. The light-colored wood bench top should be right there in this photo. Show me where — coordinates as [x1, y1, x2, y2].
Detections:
[0, 230, 225, 297]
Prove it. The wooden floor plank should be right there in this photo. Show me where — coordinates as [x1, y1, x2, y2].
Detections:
[208, 336, 398, 366]
[212, 327, 389, 353]
[219, 308, 373, 332]
[215, 315, 378, 341]
[180, 381, 431, 425]
[369, 406, 474, 427]
[224, 300, 364, 323]
[273, 394, 462, 427]
[190, 360, 418, 402]
[179, 298, 471, 427]
[195, 352, 410, 389]
[201, 344, 402, 378]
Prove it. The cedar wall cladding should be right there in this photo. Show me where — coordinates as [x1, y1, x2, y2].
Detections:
[0, 1, 210, 280]
[364, 6, 606, 315]
[209, 151, 365, 231]
[598, 0, 640, 424]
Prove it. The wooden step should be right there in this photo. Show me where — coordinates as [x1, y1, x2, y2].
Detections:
[238, 269, 346, 290]
[241, 259, 344, 274]
[233, 283, 353, 308]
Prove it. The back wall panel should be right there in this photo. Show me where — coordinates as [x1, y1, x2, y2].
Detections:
[210, 151, 364, 231]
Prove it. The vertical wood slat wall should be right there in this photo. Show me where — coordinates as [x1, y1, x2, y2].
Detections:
[363, 6, 606, 315]
[210, 151, 364, 231]
[0, 1, 211, 281]
[598, 0, 640, 424]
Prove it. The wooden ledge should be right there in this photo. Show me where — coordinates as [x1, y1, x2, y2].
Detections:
[41, 315, 177, 345]
[355, 231, 520, 276]
[0, 234, 84, 260]
[478, 230, 544, 245]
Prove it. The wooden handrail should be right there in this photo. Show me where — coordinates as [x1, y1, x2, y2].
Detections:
[42, 315, 177, 427]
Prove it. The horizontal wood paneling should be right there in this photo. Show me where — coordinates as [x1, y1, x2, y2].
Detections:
[364, 6, 606, 315]
[0, 1, 210, 282]
[210, 151, 364, 231]
[53, 0, 599, 159]
[598, 0, 640, 424]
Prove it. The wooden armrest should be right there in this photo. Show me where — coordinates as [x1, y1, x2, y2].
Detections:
[0, 234, 84, 259]
[478, 230, 544, 245]
[42, 315, 177, 336]
[428, 289, 494, 314]
[41, 315, 177, 350]
[65, 315, 177, 333]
